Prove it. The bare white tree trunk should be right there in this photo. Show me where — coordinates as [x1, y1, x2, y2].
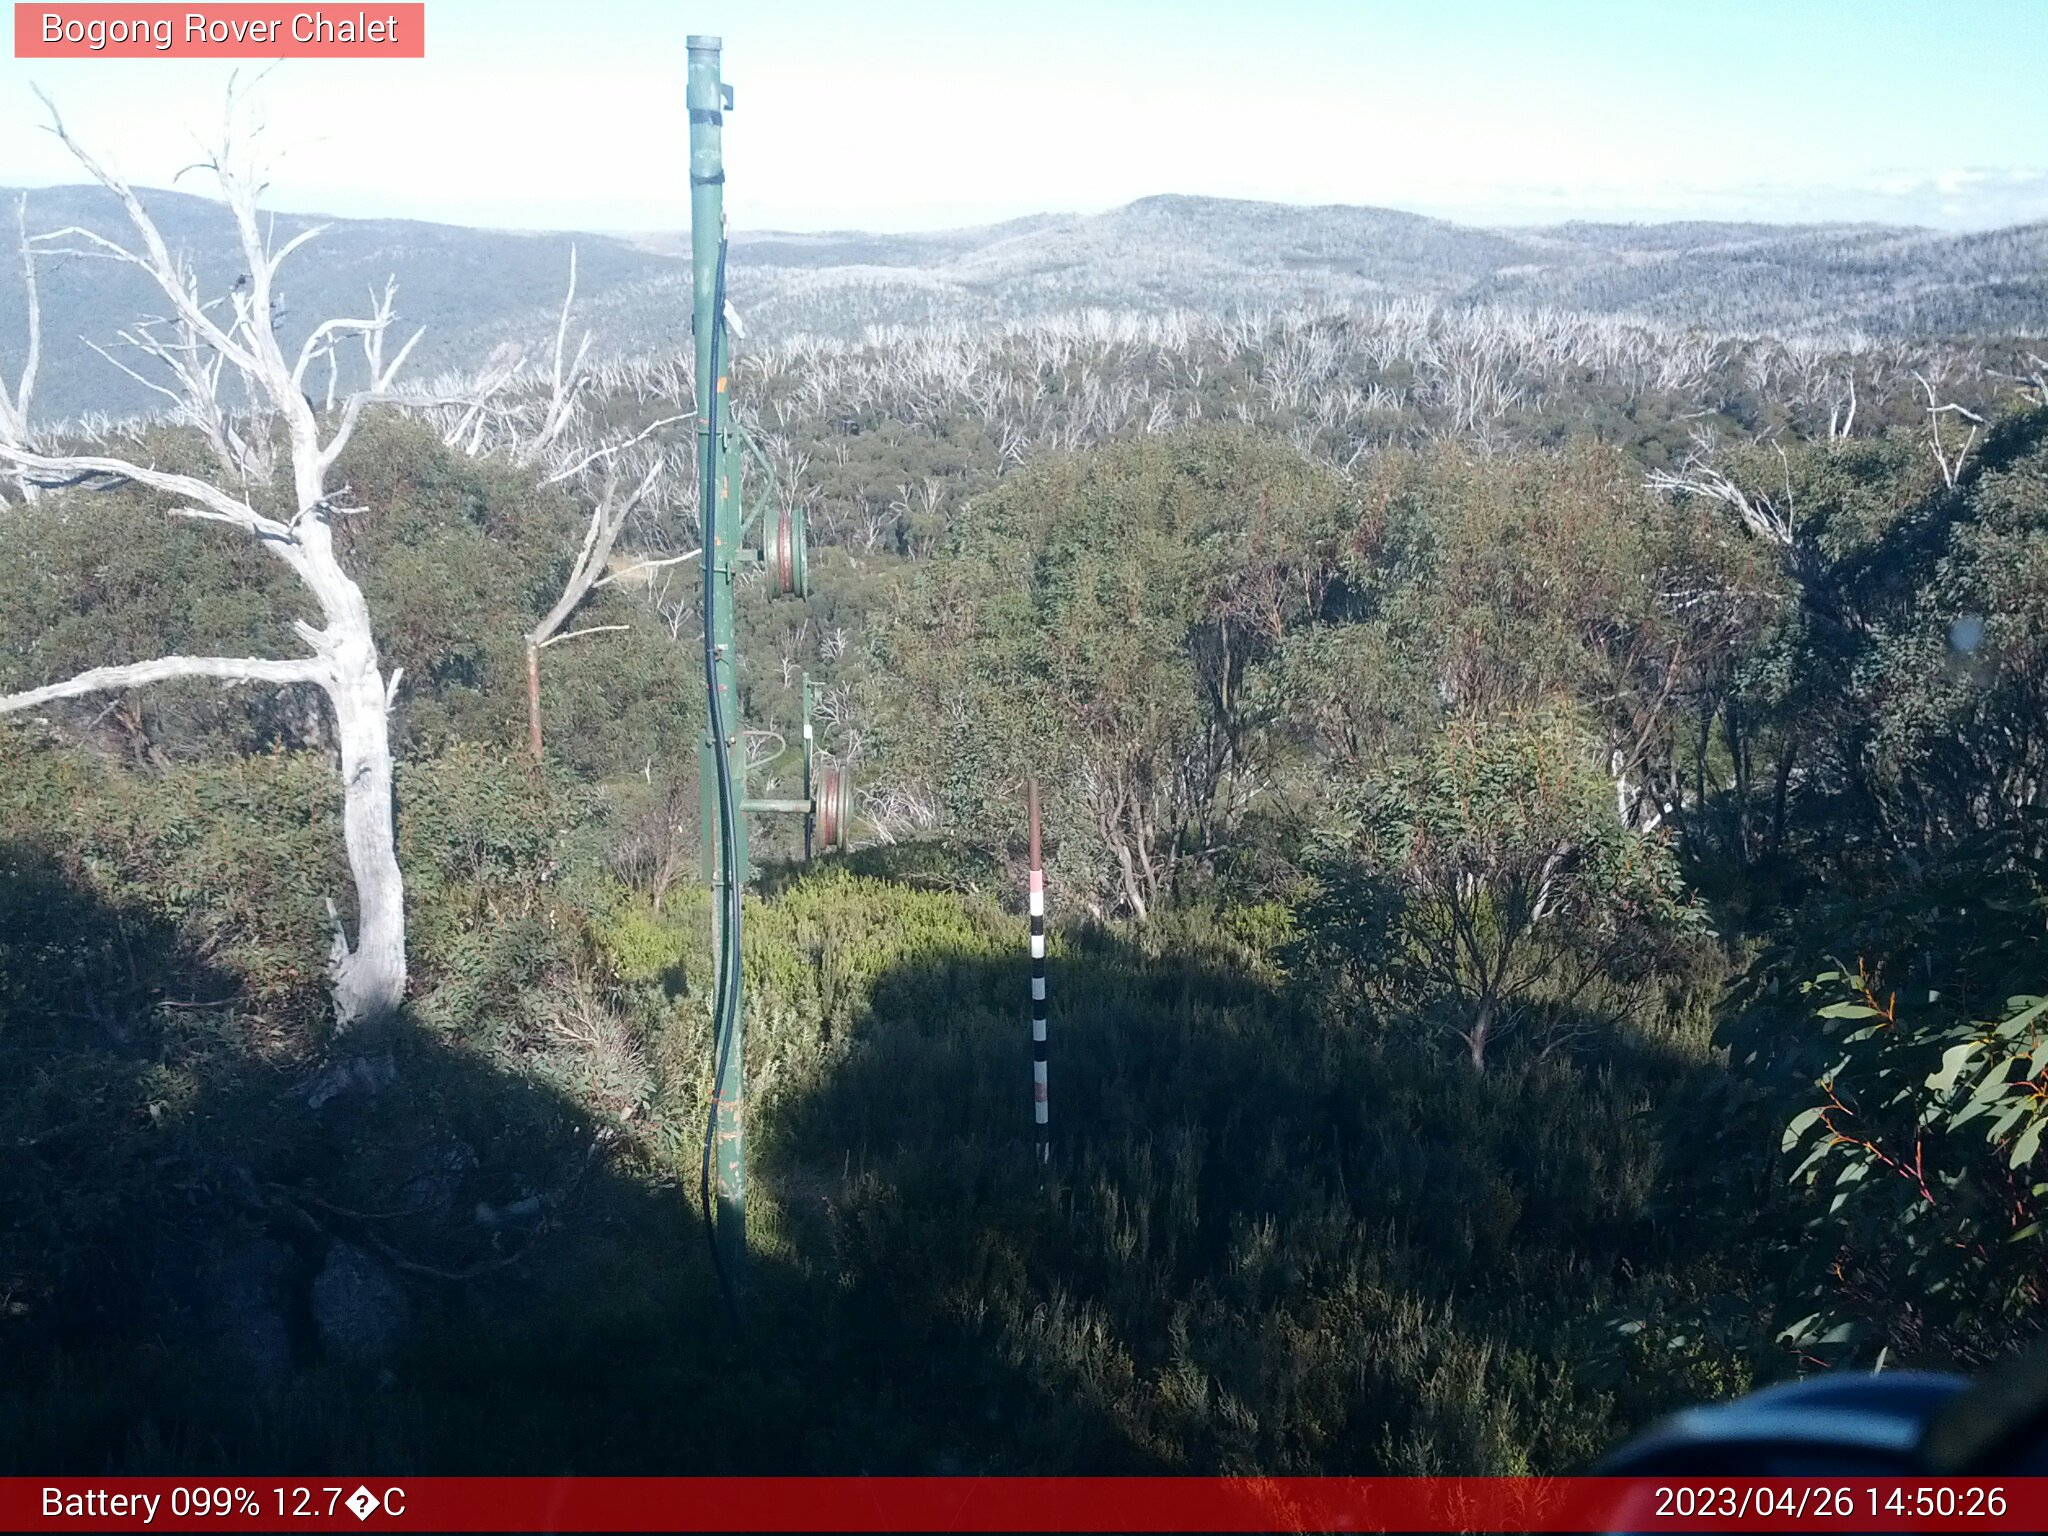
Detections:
[292, 514, 408, 1025]
[329, 645, 406, 1023]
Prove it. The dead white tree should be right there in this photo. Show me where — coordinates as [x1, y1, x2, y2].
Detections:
[2020, 354, 2048, 409]
[404, 251, 694, 763]
[0, 193, 40, 500]
[1644, 432, 1795, 546]
[0, 90, 420, 1031]
[521, 444, 687, 761]
[741, 729, 785, 779]
[860, 781, 941, 845]
[435, 340, 525, 455]
[1986, 352, 2048, 411]
[405, 252, 593, 467]
[777, 617, 811, 689]
[1914, 370, 1985, 490]
[1826, 371, 1857, 443]
[517, 248, 592, 467]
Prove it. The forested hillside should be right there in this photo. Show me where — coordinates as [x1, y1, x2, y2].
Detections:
[4, 167, 2048, 1477]
[6, 182, 2046, 419]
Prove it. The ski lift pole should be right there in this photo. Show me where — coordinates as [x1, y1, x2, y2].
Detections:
[1028, 778, 1049, 1164]
[687, 36, 839, 1310]
[688, 32, 748, 1304]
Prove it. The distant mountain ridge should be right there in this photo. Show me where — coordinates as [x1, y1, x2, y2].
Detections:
[2, 186, 2042, 422]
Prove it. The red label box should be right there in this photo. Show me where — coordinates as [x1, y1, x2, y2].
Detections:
[14, 4, 425, 58]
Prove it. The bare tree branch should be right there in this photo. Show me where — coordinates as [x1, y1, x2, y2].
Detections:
[0, 653, 327, 714]
[541, 411, 688, 486]
[537, 623, 631, 651]
[33, 91, 262, 377]
[0, 445, 292, 539]
[594, 549, 700, 589]
[522, 448, 668, 759]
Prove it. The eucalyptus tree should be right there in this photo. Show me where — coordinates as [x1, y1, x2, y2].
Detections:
[868, 428, 1349, 916]
[1353, 711, 1700, 1072]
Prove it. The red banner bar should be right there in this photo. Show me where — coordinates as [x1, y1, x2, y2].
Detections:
[3, 1477, 2045, 1532]
[13, 5, 425, 58]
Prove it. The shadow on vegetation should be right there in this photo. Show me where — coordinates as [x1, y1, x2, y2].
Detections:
[1, 834, 708, 1473]
[0, 839, 1136, 1475]
[762, 901, 1751, 1476]
[3, 846, 1733, 1476]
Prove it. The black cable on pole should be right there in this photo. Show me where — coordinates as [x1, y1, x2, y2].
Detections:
[699, 232, 743, 1329]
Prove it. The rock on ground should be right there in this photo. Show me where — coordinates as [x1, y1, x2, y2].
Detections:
[309, 1241, 410, 1366]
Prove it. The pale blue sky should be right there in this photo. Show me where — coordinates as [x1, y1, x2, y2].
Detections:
[2, 0, 2044, 232]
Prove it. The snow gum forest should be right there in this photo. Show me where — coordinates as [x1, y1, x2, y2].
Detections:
[3, 98, 2048, 1475]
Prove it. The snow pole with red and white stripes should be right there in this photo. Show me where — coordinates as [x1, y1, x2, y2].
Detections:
[1028, 777, 1049, 1165]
